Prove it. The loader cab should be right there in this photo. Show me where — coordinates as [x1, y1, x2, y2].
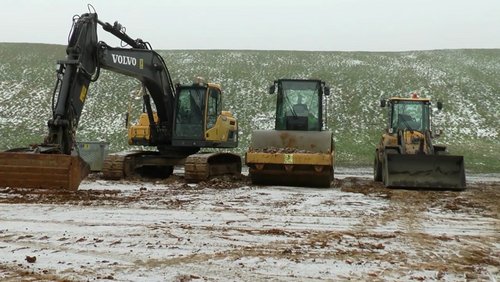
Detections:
[386, 98, 431, 132]
[172, 82, 238, 148]
[270, 79, 329, 131]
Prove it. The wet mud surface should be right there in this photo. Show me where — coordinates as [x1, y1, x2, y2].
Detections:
[0, 170, 498, 281]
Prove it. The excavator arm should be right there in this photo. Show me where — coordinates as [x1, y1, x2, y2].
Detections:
[45, 12, 176, 155]
[43, 13, 99, 154]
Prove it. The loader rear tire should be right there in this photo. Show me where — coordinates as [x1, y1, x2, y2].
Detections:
[382, 149, 398, 187]
[373, 155, 382, 182]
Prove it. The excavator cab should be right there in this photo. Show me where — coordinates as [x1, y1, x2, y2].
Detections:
[128, 81, 238, 149]
[172, 82, 238, 148]
[117, 80, 240, 182]
[129, 81, 237, 148]
[246, 79, 335, 188]
[374, 94, 466, 190]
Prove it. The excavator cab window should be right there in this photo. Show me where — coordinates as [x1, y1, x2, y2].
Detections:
[390, 101, 430, 132]
[206, 87, 221, 130]
[276, 80, 321, 131]
[174, 87, 205, 139]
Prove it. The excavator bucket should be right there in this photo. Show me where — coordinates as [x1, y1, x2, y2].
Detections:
[384, 154, 465, 190]
[0, 151, 89, 191]
[246, 130, 334, 188]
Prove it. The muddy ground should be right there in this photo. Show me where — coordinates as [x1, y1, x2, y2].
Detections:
[0, 169, 498, 281]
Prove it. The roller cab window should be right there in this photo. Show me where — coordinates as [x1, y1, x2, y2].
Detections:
[276, 80, 321, 131]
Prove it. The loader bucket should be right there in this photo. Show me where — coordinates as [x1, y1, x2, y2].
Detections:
[384, 154, 465, 190]
[0, 151, 89, 191]
[246, 130, 334, 188]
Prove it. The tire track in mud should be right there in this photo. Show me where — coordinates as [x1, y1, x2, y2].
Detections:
[340, 177, 500, 279]
[0, 175, 499, 281]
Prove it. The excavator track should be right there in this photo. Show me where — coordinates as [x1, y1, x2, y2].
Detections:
[102, 151, 241, 182]
[184, 152, 242, 183]
[102, 151, 135, 180]
[102, 151, 177, 180]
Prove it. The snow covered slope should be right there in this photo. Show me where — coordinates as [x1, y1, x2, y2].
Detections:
[0, 44, 498, 171]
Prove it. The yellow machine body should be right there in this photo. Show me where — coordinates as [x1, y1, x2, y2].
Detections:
[128, 112, 159, 145]
[246, 130, 334, 188]
[246, 79, 334, 188]
[374, 95, 465, 190]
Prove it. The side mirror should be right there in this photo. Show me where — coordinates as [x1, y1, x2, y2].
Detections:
[380, 99, 386, 107]
[268, 84, 275, 94]
[437, 101, 443, 110]
[324, 87, 330, 96]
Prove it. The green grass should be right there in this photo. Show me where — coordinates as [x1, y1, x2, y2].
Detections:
[448, 141, 500, 173]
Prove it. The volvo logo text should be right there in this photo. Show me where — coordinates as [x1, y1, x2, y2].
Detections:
[111, 54, 137, 66]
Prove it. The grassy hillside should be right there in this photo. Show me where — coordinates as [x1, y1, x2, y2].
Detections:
[0, 43, 499, 172]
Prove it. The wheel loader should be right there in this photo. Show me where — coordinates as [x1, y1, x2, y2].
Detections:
[0, 11, 241, 191]
[245, 79, 335, 188]
[373, 94, 465, 190]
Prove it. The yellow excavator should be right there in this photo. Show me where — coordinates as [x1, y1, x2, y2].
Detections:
[0, 12, 240, 191]
[374, 94, 465, 190]
[245, 79, 335, 187]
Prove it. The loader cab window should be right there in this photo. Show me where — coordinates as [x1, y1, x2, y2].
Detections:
[206, 87, 221, 130]
[390, 101, 430, 132]
[276, 80, 321, 131]
[174, 87, 205, 139]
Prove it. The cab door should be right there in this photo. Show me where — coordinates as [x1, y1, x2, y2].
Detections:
[173, 86, 206, 142]
[205, 87, 221, 131]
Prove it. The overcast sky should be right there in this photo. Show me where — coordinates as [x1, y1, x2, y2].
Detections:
[1, 0, 499, 51]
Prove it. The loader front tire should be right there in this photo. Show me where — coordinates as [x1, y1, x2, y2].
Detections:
[373, 154, 382, 182]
